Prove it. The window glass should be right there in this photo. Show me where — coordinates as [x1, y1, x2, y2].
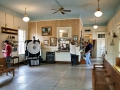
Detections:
[18, 29, 25, 54]
[98, 34, 105, 38]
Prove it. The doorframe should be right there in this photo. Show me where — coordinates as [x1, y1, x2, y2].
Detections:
[91, 39, 97, 58]
[97, 38, 105, 58]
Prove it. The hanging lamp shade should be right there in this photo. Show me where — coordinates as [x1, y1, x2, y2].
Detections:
[23, 8, 30, 22]
[93, 19, 98, 29]
[93, 24, 98, 29]
[94, 0, 103, 17]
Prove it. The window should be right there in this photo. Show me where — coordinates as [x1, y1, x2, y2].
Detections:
[117, 25, 120, 34]
[18, 29, 25, 54]
[98, 34, 105, 38]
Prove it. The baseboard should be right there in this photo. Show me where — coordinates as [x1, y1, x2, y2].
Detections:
[55, 61, 71, 64]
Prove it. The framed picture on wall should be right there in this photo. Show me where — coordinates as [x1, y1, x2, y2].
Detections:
[73, 35, 78, 41]
[43, 40, 49, 45]
[42, 26, 52, 36]
[50, 37, 57, 46]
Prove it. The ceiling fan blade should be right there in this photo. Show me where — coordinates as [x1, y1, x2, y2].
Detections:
[51, 9, 56, 10]
[61, 11, 65, 14]
[53, 11, 58, 14]
[63, 10, 71, 12]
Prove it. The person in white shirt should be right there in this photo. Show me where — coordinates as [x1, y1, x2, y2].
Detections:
[70, 40, 76, 66]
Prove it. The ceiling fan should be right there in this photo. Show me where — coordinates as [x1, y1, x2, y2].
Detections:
[51, 7, 71, 15]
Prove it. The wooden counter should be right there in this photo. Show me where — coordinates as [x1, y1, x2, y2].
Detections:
[55, 50, 69, 52]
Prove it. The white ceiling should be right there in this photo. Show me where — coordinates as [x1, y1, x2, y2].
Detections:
[0, 0, 120, 26]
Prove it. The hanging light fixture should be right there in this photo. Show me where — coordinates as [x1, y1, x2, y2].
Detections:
[94, 0, 103, 17]
[93, 19, 98, 29]
[23, 8, 30, 22]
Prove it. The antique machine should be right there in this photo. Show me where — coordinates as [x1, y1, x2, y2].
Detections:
[25, 36, 42, 66]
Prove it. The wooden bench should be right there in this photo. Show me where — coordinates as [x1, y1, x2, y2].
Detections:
[92, 58, 115, 90]
[114, 57, 120, 72]
[0, 58, 15, 76]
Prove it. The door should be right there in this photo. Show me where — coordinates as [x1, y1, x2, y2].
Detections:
[97, 39, 105, 57]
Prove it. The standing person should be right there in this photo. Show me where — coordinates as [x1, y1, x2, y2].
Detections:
[85, 42, 91, 66]
[70, 40, 76, 66]
[2, 40, 12, 68]
[88, 40, 92, 50]
[88, 40, 93, 57]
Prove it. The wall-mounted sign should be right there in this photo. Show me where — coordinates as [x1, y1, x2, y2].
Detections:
[1, 27, 18, 35]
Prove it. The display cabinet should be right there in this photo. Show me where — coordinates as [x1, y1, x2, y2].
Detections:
[58, 38, 71, 51]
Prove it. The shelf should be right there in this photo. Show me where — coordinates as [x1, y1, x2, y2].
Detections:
[1, 27, 18, 35]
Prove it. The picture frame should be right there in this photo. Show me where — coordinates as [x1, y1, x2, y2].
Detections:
[73, 35, 78, 41]
[42, 26, 52, 36]
[50, 37, 57, 46]
[43, 40, 49, 45]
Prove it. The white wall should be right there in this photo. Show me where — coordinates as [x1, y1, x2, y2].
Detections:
[106, 10, 120, 65]
[0, 11, 28, 63]
[82, 26, 106, 58]
[83, 26, 107, 39]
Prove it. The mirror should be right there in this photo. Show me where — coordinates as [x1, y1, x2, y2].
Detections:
[57, 27, 72, 38]
[59, 30, 69, 37]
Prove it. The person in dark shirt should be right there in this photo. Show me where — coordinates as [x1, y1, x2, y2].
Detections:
[85, 42, 91, 66]
[88, 40, 92, 50]
[88, 40, 93, 57]
[88, 43, 92, 50]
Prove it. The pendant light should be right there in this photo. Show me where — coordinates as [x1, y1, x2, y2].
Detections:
[93, 19, 98, 29]
[94, 0, 103, 17]
[23, 8, 30, 22]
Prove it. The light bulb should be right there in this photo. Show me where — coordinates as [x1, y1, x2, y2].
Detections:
[23, 8, 30, 22]
[23, 15, 30, 22]
[93, 25, 98, 29]
[94, 10, 103, 17]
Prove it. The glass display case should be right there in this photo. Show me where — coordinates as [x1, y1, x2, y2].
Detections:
[58, 38, 71, 51]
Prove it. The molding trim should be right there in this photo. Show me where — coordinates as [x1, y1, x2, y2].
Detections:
[55, 61, 71, 64]
[30, 18, 80, 22]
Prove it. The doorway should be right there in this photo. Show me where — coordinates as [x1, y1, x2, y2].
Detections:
[84, 34, 97, 57]
[97, 39, 105, 57]
[91, 39, 97, 58]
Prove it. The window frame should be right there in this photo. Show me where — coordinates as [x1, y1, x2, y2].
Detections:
[18, 29, 26, 54]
